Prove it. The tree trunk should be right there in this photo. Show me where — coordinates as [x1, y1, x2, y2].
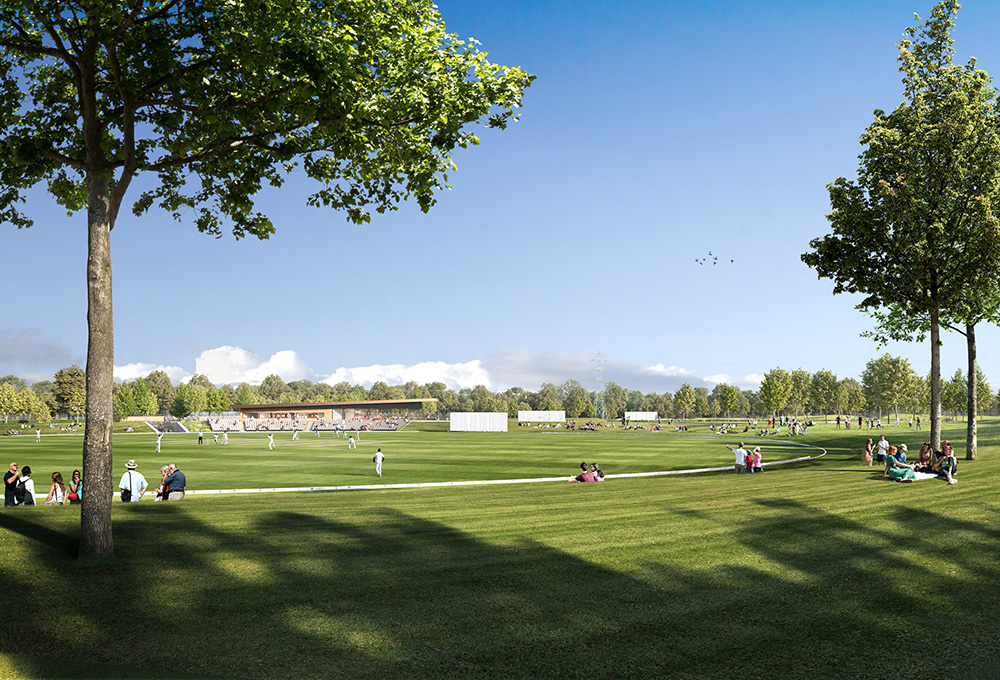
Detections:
[930, 311, 942, 453]
[79, 172, 115, 559]
[966, 321, 977, 460]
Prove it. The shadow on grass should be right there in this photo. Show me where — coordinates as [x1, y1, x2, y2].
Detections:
[1, 496, 999, 679]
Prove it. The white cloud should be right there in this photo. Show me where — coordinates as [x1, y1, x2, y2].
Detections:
[113, 362, 188, 384]
[194, 346, 312, 385]
[113, 346, 754, 394]
[645, 363, 700, 379]
[321, 360, 491, 391]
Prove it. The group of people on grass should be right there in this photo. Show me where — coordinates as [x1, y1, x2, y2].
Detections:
[118, 460, 187, 502]
[863, 434, 958, 484]
[726, 442, 763, 473]
[5, 462, 82, 506]
[3, 458, 187, 507]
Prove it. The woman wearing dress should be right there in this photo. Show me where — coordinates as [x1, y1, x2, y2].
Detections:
[883, 446, 916, 482]
[863, 438, 874, 466]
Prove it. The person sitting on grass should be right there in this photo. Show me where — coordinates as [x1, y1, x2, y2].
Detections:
[940, 448, 958, 485]
[589, 463, 605, 481]
[569, 461, 595, 483]
[67, 469, 82, 503]
[883, 446, 916, 483]
[896, 444, 908, 464]
[44, 472, 66, 506]
[912, 443, 933, 472]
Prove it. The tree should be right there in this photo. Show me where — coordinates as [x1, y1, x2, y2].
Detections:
[787, 369, 812, 418]
[603, 383, 627, 420]
[801, 1, 1000, 454]
[0, 383, 16, 422]
[713, 384, 739, 418]
[53, 365, 87, 418]
[367, 381, 392, 402]
[564, 385, 592, 418]
[234, 383, 261, 406]
[31, 380, 55, 413]
[673, 383, 695, 420]
[112, 381, 136, 421]
[810, 369, 839, 422]
[840, 378, 866, 418]
[901, 374, 929, 420]
[0, 0, 531, 559]
[259, 374, 289, 403]
[757, 368, 792, 420]
[861, 355, 913, 425]
[131, 377, 158, 416]
[145, 370, 175, 415]
[943, 369, 966, 418]
[975, 366, 993, 415]
[0, 375, 27, 390]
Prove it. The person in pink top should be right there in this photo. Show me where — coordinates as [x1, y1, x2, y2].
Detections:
[751, 447, 762, 473]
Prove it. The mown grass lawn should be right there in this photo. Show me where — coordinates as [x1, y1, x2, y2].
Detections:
[1, 419, 998, 679]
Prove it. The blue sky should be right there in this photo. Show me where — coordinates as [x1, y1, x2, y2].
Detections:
[4, 0, 1000, 393]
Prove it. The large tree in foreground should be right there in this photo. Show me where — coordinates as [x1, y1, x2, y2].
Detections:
[0, 0, 532, 558]
[802, 0, 1000, 454]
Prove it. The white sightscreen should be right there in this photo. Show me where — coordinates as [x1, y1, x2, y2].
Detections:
[450, 412, 509, 432]
[625, 411, 659, 421]
[517, 410, 566, 422]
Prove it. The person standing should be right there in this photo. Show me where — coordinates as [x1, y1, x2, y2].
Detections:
[268, 433, 275, 450]
[876, 435, 890, 464]
[374, 448, 385, 477]
[222, 431, 229, 445]
[727, 442, 748, 474]
[213, 433, 219, 444]
[163, 464, 186, 500]
[119, 460, 148, 502]
[292, 430, 300, 441]
[156, 431, 164, 453]
[5, 462, 20, 507]
[35, 429, 41, 442]
[198, 431, 204, 445]
[348, 435, 356, 450]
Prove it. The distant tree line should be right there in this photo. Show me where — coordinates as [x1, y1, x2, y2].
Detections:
[2, 356, 995, 423]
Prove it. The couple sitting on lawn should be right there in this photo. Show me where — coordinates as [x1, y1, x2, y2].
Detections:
[569, 461, 604, 483]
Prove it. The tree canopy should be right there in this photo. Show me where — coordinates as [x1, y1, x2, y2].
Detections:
[801, 0, 1000, 452]
[0, 0, 532, 558]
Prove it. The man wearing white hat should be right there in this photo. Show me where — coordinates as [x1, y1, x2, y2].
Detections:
[119, 459, 148, 503]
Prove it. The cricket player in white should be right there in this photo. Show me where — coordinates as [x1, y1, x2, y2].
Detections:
[268, 433, 275, 450]
[374, 448, 385, 477]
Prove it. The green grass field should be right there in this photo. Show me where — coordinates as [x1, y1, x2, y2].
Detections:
[1, 419, 998, 679]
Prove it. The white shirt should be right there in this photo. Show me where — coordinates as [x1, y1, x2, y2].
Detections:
[119, 470, 148, 501]
[733, 447, 748, 466]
